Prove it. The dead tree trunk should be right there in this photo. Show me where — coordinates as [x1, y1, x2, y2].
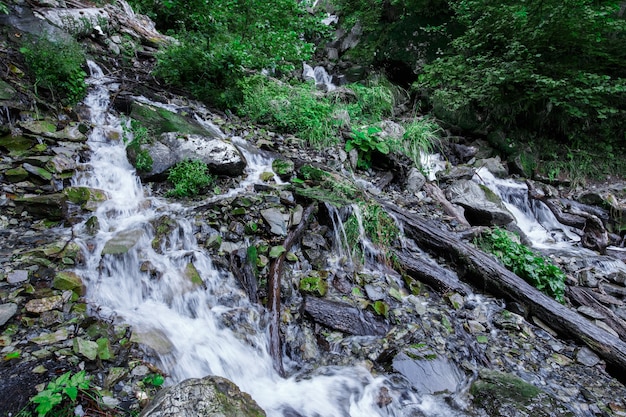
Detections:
[267, 204, 316, 377]
[383, 202, 626, 373]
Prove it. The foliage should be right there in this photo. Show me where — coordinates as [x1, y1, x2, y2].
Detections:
[166, 159, 214, 198]
[20, 36, 87, 106]
[475, 228, 566, 303]
[0, 1, 8, 14]
[345, 126, 391, 169]
[30, 371, 90, 417]
[401, 117, 442, 170]
[344, 202, 399, 265]
[343, 79, 395, 122]
[142, 374, 165, 387]
[294, 165, 363, 207]
[238, 75, 337, 146]
[131, 0, 328, 108]
[418, 0, 626, 147]
[123, 118, 153, 172]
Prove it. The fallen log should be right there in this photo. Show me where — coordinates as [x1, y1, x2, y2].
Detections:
[383, 202, 626, 373]
[302, 295, 389, 336]
[267, 204, 316, 377]
[392, 250, 473, 296]
[424, 182, 471, 228]
[229, 248, 258, 303]
[567, 286, 626, 341]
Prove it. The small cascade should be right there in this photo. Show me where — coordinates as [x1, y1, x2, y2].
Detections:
[73, 61, 470, 417]
[475, 168, 580, 248]
[303, 62, 336, 91]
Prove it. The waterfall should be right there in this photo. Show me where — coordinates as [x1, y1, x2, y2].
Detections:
[73, 62, 468, 417]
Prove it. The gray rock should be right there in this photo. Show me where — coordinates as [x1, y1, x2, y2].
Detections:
[261, 208, 287, 236]
[576, 347, 601, 367]
[406, 168, 426, 193]
[476, 157, 508, 178]
[25, 295, 64, 313]
[140, 375, 266, 417]
[446, 179, 514, 226]
[0, 303, 18, 326]
[141, 133, 246, 179]
[102, 228, 144, 255]
[7, 270, 29, 284]
[393, 351, 464, 394]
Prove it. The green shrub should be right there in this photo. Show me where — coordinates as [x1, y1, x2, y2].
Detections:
[344, 202, 399, 265]
[20, 36, 87, 106]
[345, 125, 392, 169]
[166, 160, 214, 197]
[30, 371, 91, 417]
[401, 117, 442, 170]
[123, 118, 153, 172]
[238, 75, 338, 147]
[475, 228, 566, 303]
[344, 79, 395, 122]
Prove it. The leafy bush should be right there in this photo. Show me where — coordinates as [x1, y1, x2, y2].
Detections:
[401, 117, 442, 170]
[166, 160, 214, 197]
[132, 0, 328, 108]
[475, 228, 566, 303]
[344, 80, 395, 122]
[30, 371, 91, 417]
[20, 36, 87, 106]
[238, 75, 338, 147]
[123, 118, 153, 172]
[345, 126, 392, 169]
[418, 0, 626, 146]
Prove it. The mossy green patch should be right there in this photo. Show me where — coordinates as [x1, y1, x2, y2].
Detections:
[130, 102, 208, 136]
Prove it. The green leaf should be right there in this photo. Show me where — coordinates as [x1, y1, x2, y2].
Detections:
[63, 386, 78, 401]
[269, 245, 286, 258]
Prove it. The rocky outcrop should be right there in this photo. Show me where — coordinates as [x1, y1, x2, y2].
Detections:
[445, 179, 515, 226]
[140, 376, 266, 417]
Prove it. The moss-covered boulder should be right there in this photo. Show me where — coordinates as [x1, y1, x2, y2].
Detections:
[140, 375, 266, 417]
[470, 369, 574, 417]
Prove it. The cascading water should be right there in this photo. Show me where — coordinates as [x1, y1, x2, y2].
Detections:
[73, 62, 467, 417]
[475, 168, 581, 248]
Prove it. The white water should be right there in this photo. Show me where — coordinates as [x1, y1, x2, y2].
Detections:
[73, 63, 467, 417]
[474, 168, 581, 249]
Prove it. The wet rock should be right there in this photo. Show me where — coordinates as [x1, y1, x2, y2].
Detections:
[102, 228, 144, 255]
[476, 157, 508, 178]
[73, 337, 99, 361]
[64, 186, 109, 210]
[0, 135, 37, 157]
[261, 208, 287, 236]
[470, 369, 575, 417]
[406, 168, 426, 193]
[52, 271, 85, 296]
[303, 295, 389, 336]
[140, 375, 266, 417]
[392, 350, 464, 394]
[5, 165, 29, 182]
[25, 295, 64, 313]
[436, 166, 475, 183]
[128, 101, 210, 137]
[7, 269, 29, 284]
[131, 329, 174, 355]
[140, 133, 246, 178]
[14, 193, 67, 220]
[446, 179, 514, 226]
[0, 303, 18, 326]
[31, 328, 69, 345]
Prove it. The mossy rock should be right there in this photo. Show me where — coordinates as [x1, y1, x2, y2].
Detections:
[5, 166, 29, 182]
[272, 158, 294, 181]
[299, 272, 329, 296]
[470, 369, 574, 417]
[294, 165, 362, 207]
[130, 102, 209, 137]
[63, 186, 109, 210]
[0, 135, 37, 157]
[52, 271, 85, 296]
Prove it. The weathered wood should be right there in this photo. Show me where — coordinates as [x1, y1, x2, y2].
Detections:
[568, 286, 626, 341]
[383, 202, 626, 373]
[267, 204, 316, 377]
[229, 249, 258, 303]
[424, 182, 471, 228]
[302, 296, 390, 336]
[393, 250, 473, 296]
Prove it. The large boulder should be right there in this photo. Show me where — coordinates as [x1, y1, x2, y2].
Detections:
[136, 133, 246, 180]
[446, 179, 515, 226]
[140, 375, 266, 417]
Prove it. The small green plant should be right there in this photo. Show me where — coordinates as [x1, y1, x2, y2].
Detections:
[166, 159, 214, 198]
[30, 370, 91, 417]
[20, 36, 87, 106]
[142, 373, 165, 387]
[344, 202, 399, 265]
[475, 228, 566, 303]
[123, 118, 154, 172]
[0, 1, 9, 14]
[345, 126, 390, 169]
[401, 118, 442, 170]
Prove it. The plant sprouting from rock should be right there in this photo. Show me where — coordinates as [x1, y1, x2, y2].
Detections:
[166, 159, 214, 198]
[30, 371, 91, 417]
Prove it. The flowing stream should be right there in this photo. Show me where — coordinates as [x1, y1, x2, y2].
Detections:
[71, 63, 469, 416]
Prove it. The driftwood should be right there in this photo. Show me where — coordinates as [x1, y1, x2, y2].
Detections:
[229, 249, 258, 304]
[383, 202, 626, 373]
[568, 286, 626, 341]
[424, 182, 471, 228]
[302, 296, 389, 336]
[267, 204, 316, 377]
[393, 250, 473, 296]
